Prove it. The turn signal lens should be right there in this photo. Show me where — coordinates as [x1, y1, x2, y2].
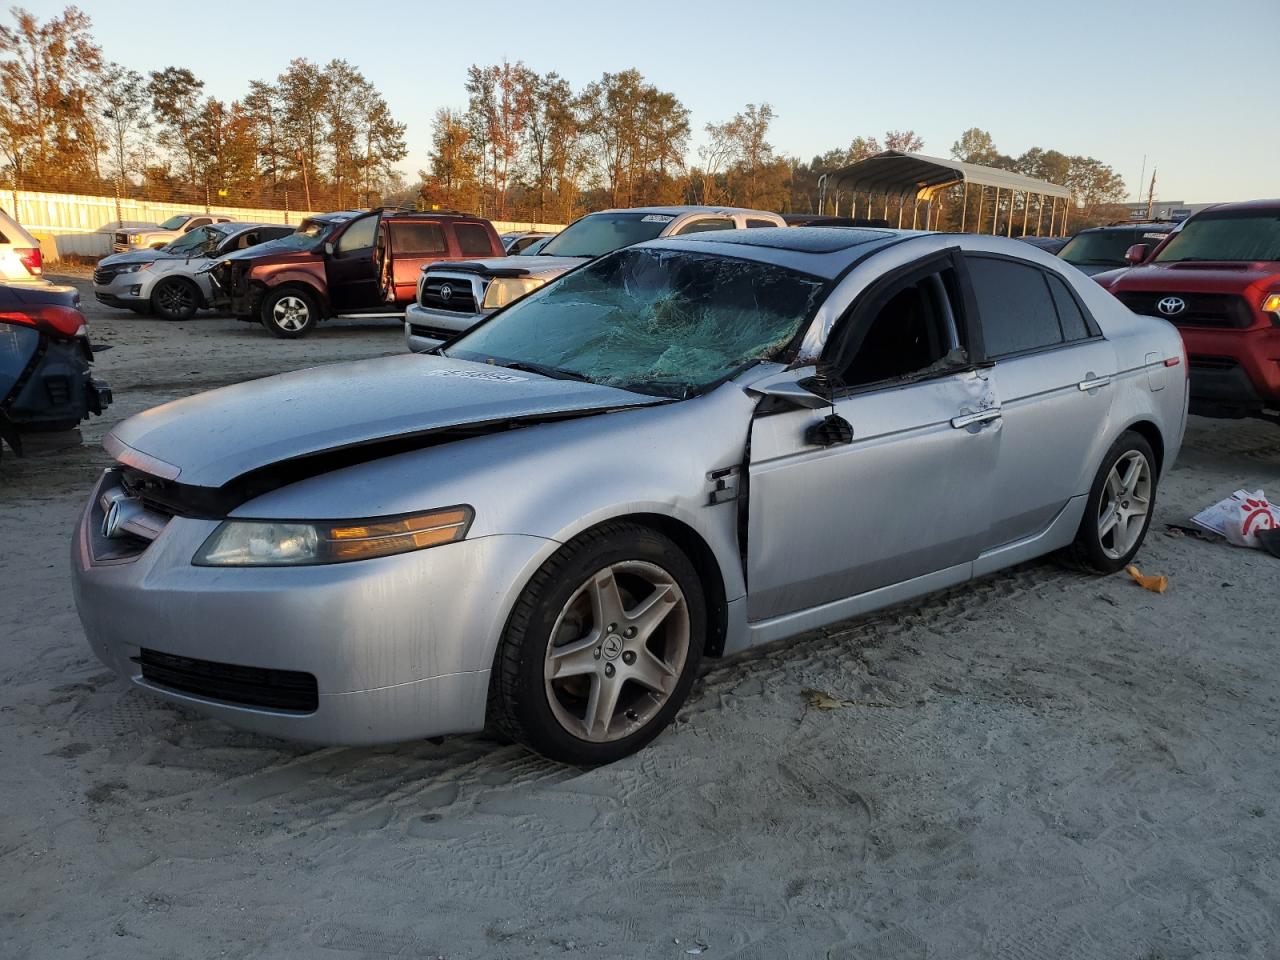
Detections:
[194, 506, 473, 566]
[1261, 293, 1280, 313]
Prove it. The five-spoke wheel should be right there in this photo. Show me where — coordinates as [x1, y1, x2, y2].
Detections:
[1068, 430, 1158, 573]
[488, 522, 705, 765]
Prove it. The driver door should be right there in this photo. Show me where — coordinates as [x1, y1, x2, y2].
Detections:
[325, 213, 380, 311]
[745, 252, 1001, 622]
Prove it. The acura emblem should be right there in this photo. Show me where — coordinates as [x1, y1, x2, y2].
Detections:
[1157, 296, 1187, 316]
[439, 283, 453, 302]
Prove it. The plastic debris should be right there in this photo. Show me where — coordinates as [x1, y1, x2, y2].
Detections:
[1126, 564, 1168, 594]
[803, 688, 849, 710]
[1191, 489, 1280, 549]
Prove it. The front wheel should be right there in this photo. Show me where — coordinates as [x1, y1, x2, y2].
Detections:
[261, 287, 318, 339]
[151, 277, 199, 321]
[1067, 430, 1158, 573]
[487, 522, 705, 765]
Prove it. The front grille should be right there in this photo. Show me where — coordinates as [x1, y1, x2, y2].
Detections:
[114, 232, 128, 246]
[1189, 355, 1240, 371]
[137, 649, 319, 713]
[421, 277, 479, 313]
[1116, 291, 1255, 328]
[409, 322, 461, 341]
[93, 265, 124, 285]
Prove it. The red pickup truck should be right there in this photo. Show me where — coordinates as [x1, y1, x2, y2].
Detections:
[206, 209, 504, 338]
[1099, 199, 1280, 424]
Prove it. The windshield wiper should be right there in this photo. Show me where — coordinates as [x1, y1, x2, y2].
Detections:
[500, 360, 596, 383]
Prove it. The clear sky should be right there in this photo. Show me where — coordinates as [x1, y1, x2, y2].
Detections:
[30, 0, 1278, 202]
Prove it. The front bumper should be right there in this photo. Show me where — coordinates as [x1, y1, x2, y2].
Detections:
[71, 471, 556, 744]
[404, 303, 485, 353]
[93, 271, 155, 307]
[1181, 325, 1280, 416]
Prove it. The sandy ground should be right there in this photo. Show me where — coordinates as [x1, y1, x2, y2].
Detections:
[2, 278, 1279, 959]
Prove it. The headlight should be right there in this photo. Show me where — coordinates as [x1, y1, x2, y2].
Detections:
[1262, 293, 1280, 314]
[119, 262, 154, 274]
[193, 506, 473, 566]
[482, 276, 545, 310]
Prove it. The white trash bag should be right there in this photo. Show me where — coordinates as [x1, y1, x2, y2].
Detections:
[1191, 489, 1280, 548]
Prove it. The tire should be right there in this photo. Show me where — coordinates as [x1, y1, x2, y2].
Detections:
[487, 521, 706, 765]
[150, 277, 199, 321]
[1066, 430, 1158, 574]
[261, 286, 319, 339]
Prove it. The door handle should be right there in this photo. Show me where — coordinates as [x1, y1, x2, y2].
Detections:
[1077, 375, 1112, 391]
[951, 408, 1002, 429]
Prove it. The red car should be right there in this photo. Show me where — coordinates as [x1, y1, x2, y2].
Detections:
[1099, 199, 1280, 424]
[207, 209, 504, 338]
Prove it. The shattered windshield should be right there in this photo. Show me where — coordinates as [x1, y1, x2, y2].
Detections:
[446, 248, 826, 399]
[536, 212, 675, 259]
[251, 217, 341, 253]
[163, 227, 220, 255]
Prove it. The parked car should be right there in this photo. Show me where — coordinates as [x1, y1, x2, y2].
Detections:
[1056, 221, 1176, 276]
[205, 209, 504, 338]
[501, 231, 556, 254]
[113, 214, 235, 252]
[405, 205, 788, 351]
[516, 236, 554, 256]
[1100, 200, 1280, 423]
[0, 209, 44, 284]
[94, 222, 295, 320]
[72, 227, 1185, 764]
[1, 282, 111, 457]
[1018, 235, 1071, 255]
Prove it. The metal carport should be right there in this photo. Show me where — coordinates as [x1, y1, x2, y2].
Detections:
[817, 150, 1073, 236]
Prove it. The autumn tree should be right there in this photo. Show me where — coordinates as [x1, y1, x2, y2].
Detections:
[100, 62, 148, 191]
[464, 60, 534, 218]
[883, 129, 924, 153]
[524, 71, 581, 222]
[424, 107, 477, 209]
[0, 5, 102, 187]
[147, 67, 205, 192]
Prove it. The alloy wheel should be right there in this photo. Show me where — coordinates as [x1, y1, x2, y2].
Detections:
[272, 296, 310, 332]
[1097, 450, 1152, 559]
[156, 281, 194, 315]
[543, 560, 690, 743]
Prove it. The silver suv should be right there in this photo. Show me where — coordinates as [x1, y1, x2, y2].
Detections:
[94, 222, 293, 320]
[404, 205, 786, 351]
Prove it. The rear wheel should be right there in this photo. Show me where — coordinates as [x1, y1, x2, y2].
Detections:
[151, 277, 199, 321]
[1067, 430, 1157, 573]
[487, 522, 705, 765]
[261, 287, 318, 339]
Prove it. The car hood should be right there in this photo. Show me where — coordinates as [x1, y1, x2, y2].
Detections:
[104, 353, 658, 488]
[99, 249, 190, 268]
[114, 226, 167, 237]
[426, 255, 588, 281]
[1109, 260, 1280, 292]
[1065, 262, 1123, 277]
[215, 235, 317, 263]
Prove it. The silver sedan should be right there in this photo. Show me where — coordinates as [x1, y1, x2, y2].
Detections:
[71, 227, 1187, 764]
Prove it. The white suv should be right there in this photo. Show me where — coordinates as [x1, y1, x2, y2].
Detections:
[0, 209, 44, 284]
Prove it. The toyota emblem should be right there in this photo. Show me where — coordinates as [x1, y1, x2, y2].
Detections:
[1157, 296, 1187, 316]
[439, 283, 453, 302]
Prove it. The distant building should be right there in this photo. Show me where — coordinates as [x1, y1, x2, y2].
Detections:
[1121, 201, 1220, 222]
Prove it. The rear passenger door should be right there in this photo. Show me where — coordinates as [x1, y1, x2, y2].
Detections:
[383, 220, 449, 304]
[964, 253, 1116, 551]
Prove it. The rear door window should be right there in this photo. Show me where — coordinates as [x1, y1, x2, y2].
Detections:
[674, 218, 735, 236]
[965, 255, 1064, 358]
[454, 222, 494, 256]
[1046, 273, 1091, 341]
[746, 218, 777, 228]
[391, 221, 448, 255]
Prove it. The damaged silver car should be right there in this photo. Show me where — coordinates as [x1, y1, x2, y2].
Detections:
[71, 227, 1188, 764]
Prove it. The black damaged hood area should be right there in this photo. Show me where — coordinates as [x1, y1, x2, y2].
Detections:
[104, 353, 660, 501]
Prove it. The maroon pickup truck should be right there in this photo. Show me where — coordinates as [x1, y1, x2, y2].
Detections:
[1098, 199, 1280, 424]
[206, 209, 504, 338]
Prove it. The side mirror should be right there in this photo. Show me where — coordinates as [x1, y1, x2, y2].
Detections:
[748, 376, 831, 410]
[1124, 243, 1149, 265]
[323, 242, 335, 257]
